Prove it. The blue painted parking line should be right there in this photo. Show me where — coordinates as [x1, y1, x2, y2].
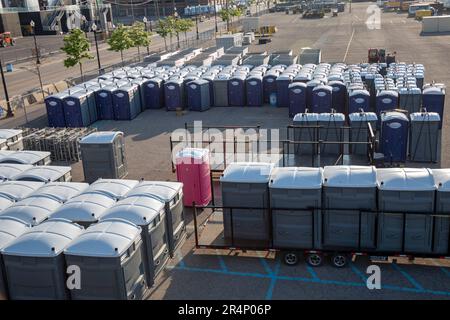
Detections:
[391, 263, 424, 291]
[259, 257, 273, 274]
[349, 262, 367, 282]
[265, 260, 281, 300]
[440, 267, 450, 278]
[306, 265, 319, 280]
[218, 256, 228, 272]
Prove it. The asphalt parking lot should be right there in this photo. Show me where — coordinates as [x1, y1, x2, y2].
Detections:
[2, 2, 450, 299]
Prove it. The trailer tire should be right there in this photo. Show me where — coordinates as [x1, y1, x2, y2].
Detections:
[283, 252, 299, 266]
[306, 253, 323, 267]
[331, 253, 348, 268]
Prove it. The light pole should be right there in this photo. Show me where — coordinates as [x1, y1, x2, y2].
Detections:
[213, 0, 218, 33]
[195, 15, 199, 40]
[30, 20, 40, 65]
[0, 59, 13, 118]
[143, 17, 150, 55]
[91, 23, 102, 72]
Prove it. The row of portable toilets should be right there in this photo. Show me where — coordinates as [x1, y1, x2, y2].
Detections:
[45, 62, 445, 128]
[293, 110, 441, 163]
[0, 178, 186, 300]
[220, 163, 450, 256]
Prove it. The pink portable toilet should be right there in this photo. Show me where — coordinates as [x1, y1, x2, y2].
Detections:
[175, 148, 211, 207]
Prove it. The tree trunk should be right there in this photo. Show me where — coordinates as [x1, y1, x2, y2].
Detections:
[79, 62, 83, 81]
[169, 34, 173, 51]
[120, 50, 124, 66]
[184, 31, 188, 45]
[137, 46, 140, 60]
[176, 32, 180, 49]
[163, 37, 168, 51]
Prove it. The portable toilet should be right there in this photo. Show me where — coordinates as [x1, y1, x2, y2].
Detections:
[293, 112, 319, 154]
[64, 219, 148, 300]
[322, 166, 377, 249]
[80, 131, 127, 183]
[0, 150, 51, 166]
[376, 168, 436, 253]
[375, 90, 398, 116]
[126, 181, 185, 257]
[95, 85, 116, 120]
[318, 112, 346, 155]
[175, 148, 211, 207]
[130, 77, 148, 112]
[201, 74, 216, 107]
[12, 166, 72, 182]
[84, 178, 139, 200]
[277, 74, 293, 107]
[220, 162, 274, 247]
[422, 86, 445, 128]
[30, 182, 89, 203]
[213, 74, 231, 107]
[0, 180, 44, 203]
[409, 112, 440, 162]
[349, 112, 378, 156]
[228, 74, 247, 107]
[329, 80, 347, 114]
[288, 82, 307, 118]
[431, 169, 450, 254]
[113, 84, 141, 120]
[84, 88, 98, 124]
[0, 164, 32, 180]
[143, 78, 165, 109]
[311, 85, 333, 114]
[99, 195, 169, 287]
[305, 79, 322, 109]
[187, 79, 211, 111]
[269, 167, 323, 249]
[263, 71, 279, 104]
[0, 217, 31, 300]
[1, 219, 83, 300]
[49, 192, 117, 228]
[246, 75, 263, 107]
[380, 111, 409, 163]
[63, 91, 91, 127]
[45, 92, 68, 127]
[399, 87, 421, 115]
[164, 78, 185, 111]
[348, 89, 371, 114]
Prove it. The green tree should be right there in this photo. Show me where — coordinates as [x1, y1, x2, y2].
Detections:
[129, 21, 151, 58]
[177, 18, 194, 45]
[165, 15, 177, 50]
[61, 28, 93, 79]
[107, 24, 134, 65]
[219, 9, 232, 31]
[155, 19, 171, 51]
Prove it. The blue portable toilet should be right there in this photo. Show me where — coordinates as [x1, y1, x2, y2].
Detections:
[95, 85, 118, 120]
[187, 79, 211, 111]
[263, 71, 279, 103]
[183, 76, 199, 100]
[63, 91, 92, 127]
[422, 85, 445, 128]
[201, 74, 215, 107]
[376, 90, 398, 116]
[306, 79, 322, 109]
[348, 89, 371, 114]
[380, 111, 409, 163]
[165, 78, 185, 111]
[288, 82, 307, 118]
[228, 74, 247, 107]
[113, 83, 141, 120]
[329, 80, 347, 114]
[45, 91, 68, 127]
[276, 74, 293, 108]
[143, 78, 165, 109]
[312, 84, 333, 114]
[246, 75, 263, 107]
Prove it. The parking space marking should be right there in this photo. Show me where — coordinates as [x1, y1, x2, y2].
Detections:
[306, 265, 319, 280]
[218, 256, 228, 272]
[349, 262, 368, 282]
[391, 263, 424, 291]
[440, 267, 450, 278]
[343, 28, 355, 62]
[265, 260, 281, 300]
[260, 257, 273, 275]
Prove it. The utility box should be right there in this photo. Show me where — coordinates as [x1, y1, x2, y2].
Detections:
[409, 112, 441, 162]
[269, 167, 323, 249]
[80, 131, 128, 183]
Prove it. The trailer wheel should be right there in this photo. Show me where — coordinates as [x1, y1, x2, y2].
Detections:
[283, 252, 299, 266]
[331, 253, 348, 268]
[306, 253, 323, 267]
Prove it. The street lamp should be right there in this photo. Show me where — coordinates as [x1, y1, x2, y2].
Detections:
[143, 17, 150, 55]
[30, 20, 40, 65]
[195, 15, 199, 40]
[213, 0, 218, 33]
[91, 23, 102, 72]
[0, 58, 13, 118]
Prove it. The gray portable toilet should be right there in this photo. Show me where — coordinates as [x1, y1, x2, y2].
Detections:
[64, 219, 148, 300]
[0, 181, 44, 202]
[220, 162, 274, 247]
[409, 112, 440, 162]
[99, 195, 169, 287]
[0, 129, 24, 151]
[399, 87, 421, 114]
[0, 217, 31, 300]
[113, 83, 141, 120]
[318, 113, 346, 155]
[432, 169, 450, 255]
[349, 112, 378, 156]
[126, 181, 185, 257]
[12, 166, 72, 182]
[80, 131, 128, 183]
[0, 195, 63, 226]
[293, 113, 319, 155]
[376, 168, 436, 254]
[1, 219, 83, 300]
[213, 73, 231, 107]
[30, 182, 89, 203]
[187, 79, 211, 111]
[49, 192, 117, 228]
[322, 166, 377, 249]
[0, 151, 51, 166]
[84, 178, 139, 200]
[63, 90, 92, 127]
[0, 164, 32, 180]
[269, 167, 323, 249]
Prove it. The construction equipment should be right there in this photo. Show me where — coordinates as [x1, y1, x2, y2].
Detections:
[255, 25, 277, 38]
[415, 9, 433, 20]
[368, 48, 396, 64]
[384, 1, 401, 11]
[302, 9, 325, 18]
[0, 33, 16, 47]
